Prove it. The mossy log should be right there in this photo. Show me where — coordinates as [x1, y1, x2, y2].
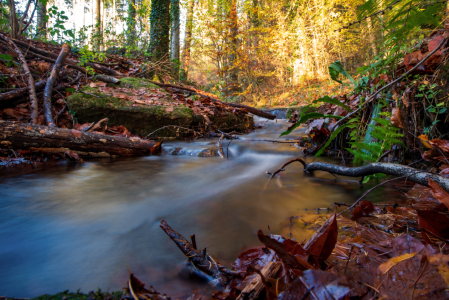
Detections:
[0, 120, 160, 156]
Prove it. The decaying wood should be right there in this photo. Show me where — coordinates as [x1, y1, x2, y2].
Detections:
[43, 43, 70, 127]
[92, 75, 121, 85]
[148, 81, 276, 120]
[159, 220, 239, 285]
[237, 261, 282, 300]
[0, 32, 39, 124]
[269, 158, 449, 193]
[0, 120, 160, 156]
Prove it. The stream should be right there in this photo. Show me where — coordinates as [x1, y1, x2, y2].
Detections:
[0, 118, 403, 298]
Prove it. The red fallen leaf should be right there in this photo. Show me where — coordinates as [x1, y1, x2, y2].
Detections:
[351, 206, 364, 220]
[360, 200, 375, 215]
[257, 230, 313, 271]
[403, 51, 423, 69]
[417, 209, 449, 240]
[71, 129, 82, 138]
[428, 35, 445, 52]
[303, 213, 337, 265]
[427, 178, 449, 210]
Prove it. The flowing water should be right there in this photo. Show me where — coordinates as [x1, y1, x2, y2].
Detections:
[0, 118, 401, 298]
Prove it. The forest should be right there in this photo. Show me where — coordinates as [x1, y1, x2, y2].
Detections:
[1, 0, 449, 299]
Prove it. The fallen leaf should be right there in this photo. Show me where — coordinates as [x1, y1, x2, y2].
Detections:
[390, 107, 403, 128]
[303, 213, 338, 265]
[378, 252, 417, 275]
[165, 106, 174, 112]
[258, 230, 313, 271]
[417, 209, 449, 240]
[427, 178, 449, 209]
[419, 135, 432, 148]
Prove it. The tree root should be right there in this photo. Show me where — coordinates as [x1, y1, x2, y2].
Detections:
[268, 159, 449, 193]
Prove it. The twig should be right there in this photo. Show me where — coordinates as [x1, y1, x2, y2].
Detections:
[146, 125, 205, 138]
[82, 118, 109, 132]
[0, 32, 39, 123]
[338, 171, 424, 216]
[44, 43, 71, 126]
[344, 245, 355, 274]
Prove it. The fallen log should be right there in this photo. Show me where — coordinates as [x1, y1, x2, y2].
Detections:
[149, 81, 276, 120]
[269, 158, 449, 193]
[44, 43, 70, 127]
[0, 120, 161, 156]
[0, 80, 47, 106]
[159, 219, 239, 285]
[11, 38, 123, 77]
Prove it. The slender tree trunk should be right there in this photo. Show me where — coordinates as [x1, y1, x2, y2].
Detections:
[95, 0, 101, 51]
[7, 0, 19, 38]
[127, 0, 137, 47]
[227, 0, 239, 96]
[148, 0, 170, 64]
[181, 0, 195, 76]
[170, 0, 180, 78]
[367, 17, 378, 57]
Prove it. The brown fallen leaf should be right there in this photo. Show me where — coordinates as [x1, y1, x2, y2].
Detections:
[391, 107, 403, 128]
[427, 178, 449, 209]
[165, 106, 174, 112]
[257, 230, 313, 271]
[303, 213, 338, 265]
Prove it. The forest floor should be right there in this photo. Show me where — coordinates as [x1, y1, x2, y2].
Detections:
[2, 27, 449, 300]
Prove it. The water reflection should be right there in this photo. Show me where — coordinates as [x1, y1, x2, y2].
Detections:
[0, 119, 400, 298]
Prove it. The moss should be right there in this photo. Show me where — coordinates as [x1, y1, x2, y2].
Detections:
[118, 77, 161, 90]
[66, 77, 254, 138]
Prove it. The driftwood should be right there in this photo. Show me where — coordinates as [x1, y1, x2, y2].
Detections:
[269, 158, 449, 193]
[43, 43, 70, 127]
[148, 81, 276, 120]
[0, 32, 39, 124]
[159, 220, 239, 285]
[0, 120, 161, 156]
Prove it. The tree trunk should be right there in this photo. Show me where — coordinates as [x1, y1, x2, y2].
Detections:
[170, 0, 180, 78]
[181, 0, 195, 76]
[148, 0, 170, 62]
[227, 0, 239, 96]
[36, 0, 47, 38]
[95, 0, 102, 51]
[0, 121, 160, 156]
[127, 0, 137, 47]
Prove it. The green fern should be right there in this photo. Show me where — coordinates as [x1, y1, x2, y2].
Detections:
[347, 118, 405, 164]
